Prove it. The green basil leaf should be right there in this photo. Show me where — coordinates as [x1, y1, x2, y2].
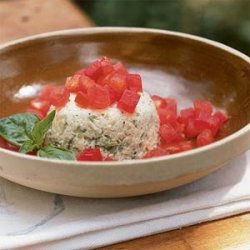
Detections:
[0, 113, 40, 146]
[31, 110, 56, 146]
[19, 140, 36, 154]
[37, 145, 75, 160]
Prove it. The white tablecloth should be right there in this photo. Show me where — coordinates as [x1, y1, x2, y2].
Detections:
[0, 151, 249, 250]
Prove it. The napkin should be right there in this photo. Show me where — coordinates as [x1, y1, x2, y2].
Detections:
[0, 151, 249, 250]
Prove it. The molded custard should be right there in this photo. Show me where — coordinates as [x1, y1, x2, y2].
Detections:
[46, 92, 159, 160]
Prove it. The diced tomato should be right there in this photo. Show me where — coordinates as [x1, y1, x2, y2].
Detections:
[213, 111, 229, 126]
[75, 92, 89, 108]
[155, 98, 177, 125]
[126, 74, 142, 93]
[100, 57, 114, 76]
[27, 150, 37, 155]
[104, 85, 118, 104]
[0, 137, 8, 149]
[79, 75, 96, 93]
[96, 57, 115, 85]
[26, 108, 44, 119]
[197, 129, 214, 147]
[185, 114, 220, 138]
[103, 72, 127, 96]
[164, 98, 177, 115]
[65, 75, 81, 92]
[117, 89, 140, 113]
[157, 108, 177, 125]
[206, 116, 220, 136]
[50, 86, 70, 108]
[164, 141, 194, 154]
[113, 62, 128, 74]
[6, 142, 19, 151]
[39, 85, 56, 100]
[87, 84, 110, 109]
[143, 147, 169, 159]
[84, 60, 102, 81]
[77, 148, 103, 161]
[185, 119, 198, 138]
[0, 137, 20, 151]
[193, 99, 213, 116]
[178, 108, 195, 124]
[160, 123, 183, 143]
[103, 156, 114, 161]
[30, 98, 50, 115]
[97, 72, 114, 86]
[194, 118, 211, 134]
[151, 95, 165, 109]
[169, 120, 185, 134]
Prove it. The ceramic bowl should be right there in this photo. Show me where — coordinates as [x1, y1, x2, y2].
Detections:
[0, 28, 249, 198]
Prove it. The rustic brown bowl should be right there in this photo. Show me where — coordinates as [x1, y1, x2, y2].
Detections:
[0, 28, 249, 197]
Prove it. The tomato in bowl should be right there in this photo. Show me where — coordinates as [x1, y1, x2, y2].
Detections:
[0, 28, 249, 197]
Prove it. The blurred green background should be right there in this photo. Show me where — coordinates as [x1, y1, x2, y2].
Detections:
[74, 0, 250, 56]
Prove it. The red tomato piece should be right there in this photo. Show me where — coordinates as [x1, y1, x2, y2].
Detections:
[96, 70, 114, 86]
[113, 62, 128, 74]
[100, 57, 114, 76]
[206, 116, 220, 136]
[79, 75, 96, 93]
[0, 137, 8, 149]
[0, 137, 19, 151]
[39, 85, 56, 100]
[84, 60, 102, 81]
[185, 118, 205, 138]
[87, 84, 110, 109]
[117, 89, 140, 113]
[30, 98, 50, 115]
[178, 108, 195, 124]
[6, 142, 19, 151]
[75, 92, 89, 108]
[194, 118, 210, 134]
[103, 72, 127, 96]
[151, 95, 166, 109]
[27, 150, 37, 155]
[164, 98, 177, 115]
[157, 108, 177, 125]
[50, 86, 70, 108]
[185, 114, 220, 138]
[77, 148, 103, 161]
[169, 120, 185, 134]
[143, 147, 169, 159]
[164, 141, 194, 154]
[104, 85, 118, 104]
[213, 111, 229, 126]
[197, 129, 214, 147]
[65, 75, 81, 92]
[96, 57, 114, 85]
[126, 74, 142, 93]
[26, 108, 44, 119]
[193, 99, 213, 116]
[0, 137, 21, 152]
[160, 123, 183, 143]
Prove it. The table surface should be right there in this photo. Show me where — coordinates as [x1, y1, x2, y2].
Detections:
[0, 0, 249, 249]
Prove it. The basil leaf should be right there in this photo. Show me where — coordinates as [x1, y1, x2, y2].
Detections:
[19, 140, 36, 154]
[37, 146, 75, 160]
[31, 110, 56, 146]
[0, 113, 39, 146]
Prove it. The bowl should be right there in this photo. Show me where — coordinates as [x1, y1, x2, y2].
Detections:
[0, 27, 249, 198]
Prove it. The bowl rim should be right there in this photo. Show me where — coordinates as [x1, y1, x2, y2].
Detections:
[0, 27, 249, 166]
